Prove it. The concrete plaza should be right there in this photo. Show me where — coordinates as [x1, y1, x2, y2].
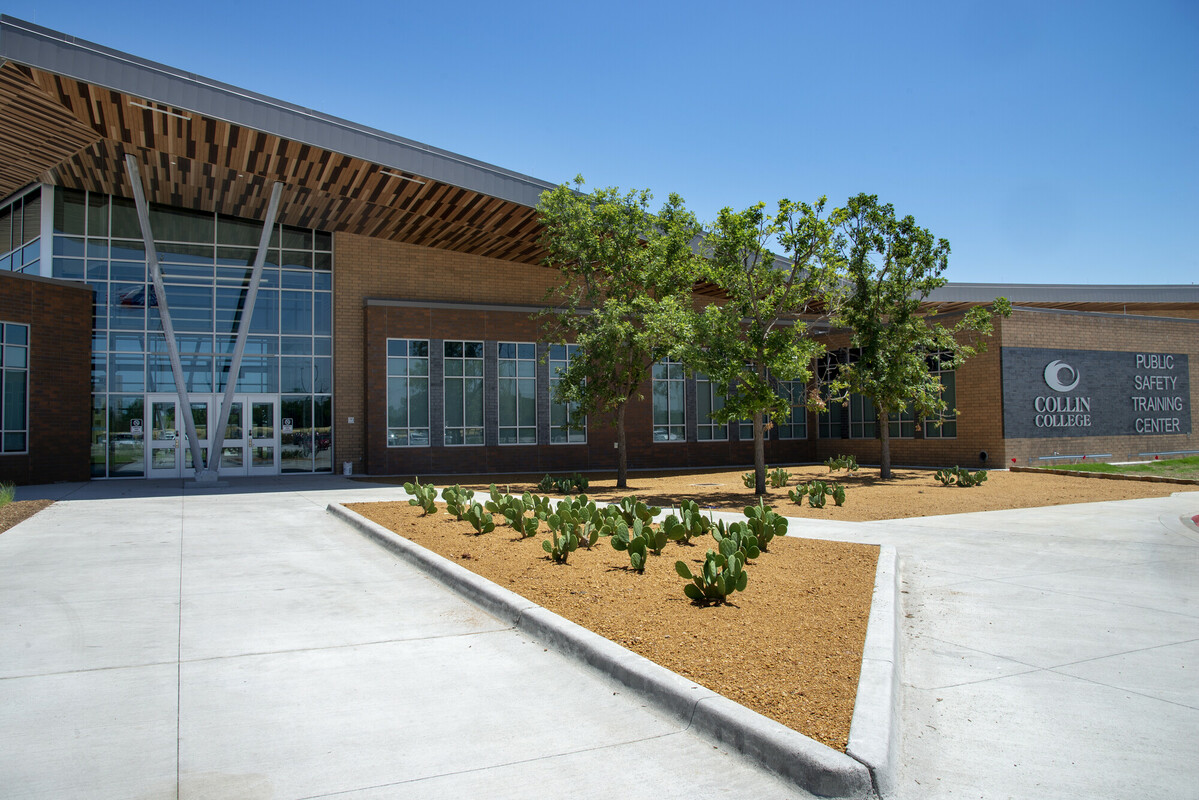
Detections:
[1, 476, 1196, 798]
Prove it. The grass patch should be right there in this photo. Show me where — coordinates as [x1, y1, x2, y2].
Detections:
[0, 482, 14, 508]
[1048, 456, 1199, 480]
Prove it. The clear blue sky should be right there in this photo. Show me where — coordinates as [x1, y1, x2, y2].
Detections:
[8, 1, 1197, 284]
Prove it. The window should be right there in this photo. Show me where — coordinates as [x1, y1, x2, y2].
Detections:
[386, 339, 429, 447]
[889, 405, 915, 438]
[1, 322, 29, 452]
[924, 354, 957, 438]
[816, 349, 875, 439]
[695, 373, 728, 441]
[848, 394, 877, 439]
[652, 358, 685, 441]
[549, 344, 586, 444]
[444, 340, 484, 445]
[0, 188, 41, 275]
[777, 380, 807, 439]
[498, 342, 536, 444]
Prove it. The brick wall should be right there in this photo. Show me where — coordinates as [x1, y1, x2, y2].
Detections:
[0, 271, 92, 485]
[333, 234, 1197, 475]
[805, 321, 1008, 470]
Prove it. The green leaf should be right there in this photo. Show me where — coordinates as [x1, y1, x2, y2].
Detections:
[675, 561, 693, 579]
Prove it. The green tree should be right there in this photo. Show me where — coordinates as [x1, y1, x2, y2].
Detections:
[688, 199, 840, 495]
[537, 177, 701, 489]
[829, 193, 1011, 480]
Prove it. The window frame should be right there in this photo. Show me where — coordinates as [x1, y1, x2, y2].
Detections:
[777, 380, 808, 440]
[0, 321, 30, 454]
[924, 354, 957, 439]
[652, 358, 686, 442]
[385, 338, 430, 448]
[549, 343, 586, 444]
[443, 340, 485, 446]
[497, 341, 537, 445]
[695, 372, 729, 441]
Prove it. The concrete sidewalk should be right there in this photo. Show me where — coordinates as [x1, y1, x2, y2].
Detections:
[2, 477, 1196, 798]
[800, 492, 1199, 800]
[0, 476, 804, 799]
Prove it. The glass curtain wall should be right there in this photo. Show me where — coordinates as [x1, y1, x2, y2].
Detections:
[0, 187, 42, 274]
[51, 188, 333, 477]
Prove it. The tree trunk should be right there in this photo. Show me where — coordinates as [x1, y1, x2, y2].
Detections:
[616, 402, 628, 489]
[879, 406, 892, 481]
[754, 411, 766, 495]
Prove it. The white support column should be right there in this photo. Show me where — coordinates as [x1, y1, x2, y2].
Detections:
[38, 183, 54, 278]
[201, 181, 284, 481]
[124, 154, 206, 478]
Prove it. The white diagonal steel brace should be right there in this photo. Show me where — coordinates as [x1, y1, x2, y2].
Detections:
[124, 154, 207, 478]
[201, 181, 284, 480]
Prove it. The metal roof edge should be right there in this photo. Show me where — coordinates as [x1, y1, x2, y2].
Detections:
[931, 283, 1199, 303]
[1007, 305, 1199, 324]
[0, 15, 557, 208]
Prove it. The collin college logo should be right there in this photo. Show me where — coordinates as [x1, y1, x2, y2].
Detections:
[1035, 359, 1091, 427]
[1043, 360, 1080, 392]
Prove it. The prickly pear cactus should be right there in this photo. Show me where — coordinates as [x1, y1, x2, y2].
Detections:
[675, 544, 748, 604]
[743, 497, 787, 551]
[403, 479, 438, 515]
[464, 501, 495, 534]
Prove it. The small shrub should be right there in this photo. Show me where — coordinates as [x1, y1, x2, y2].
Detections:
[743, 497, 787, 551]
[536, 474, 556, 493]
[830, 483, 846, 506]
[741, 471, 755, 489]
[403, 478, 438, 515]
[768, 467, 791, 489]
[825, 454, 860, 475]
[676, 539, 749, 604]
[0, 482, 14, 508]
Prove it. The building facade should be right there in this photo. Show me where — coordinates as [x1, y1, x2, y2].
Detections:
[0, 16, 1195, 484]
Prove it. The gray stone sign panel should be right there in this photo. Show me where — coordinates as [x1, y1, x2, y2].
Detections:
[1002, 347, 1191, 439]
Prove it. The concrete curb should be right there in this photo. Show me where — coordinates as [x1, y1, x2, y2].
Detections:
[1011, 465, 1199, 485]
[847, 546, 901, 799]
[328, 502, 892, 799]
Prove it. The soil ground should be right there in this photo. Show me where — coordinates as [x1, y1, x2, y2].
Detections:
[0, 499, 52, 535]
[349, 500, 879, 752]
[359, 464, 1195, 521]
[349, 467, 1196, 751]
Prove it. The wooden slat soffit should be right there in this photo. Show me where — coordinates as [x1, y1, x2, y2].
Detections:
[0, 62, 546, 264]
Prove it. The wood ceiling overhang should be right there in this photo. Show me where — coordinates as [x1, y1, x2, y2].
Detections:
[0, 60, 549, 265]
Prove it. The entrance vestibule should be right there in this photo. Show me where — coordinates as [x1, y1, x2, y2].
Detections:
[145, 393, 279, 478]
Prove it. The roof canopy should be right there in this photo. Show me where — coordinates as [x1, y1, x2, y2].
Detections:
[0, 15, 552, 264]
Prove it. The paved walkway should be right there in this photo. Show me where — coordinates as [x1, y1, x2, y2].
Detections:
[795, 492, 1199, 799]
[1, 476, 1196, 799]
[0, 477, 802, 800]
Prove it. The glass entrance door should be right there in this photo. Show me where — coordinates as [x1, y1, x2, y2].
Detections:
[147, 397, 180, 478]
[147, 394, 212, 478]
[144, 393, 281, 477]
[248, 396, 279, 475]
